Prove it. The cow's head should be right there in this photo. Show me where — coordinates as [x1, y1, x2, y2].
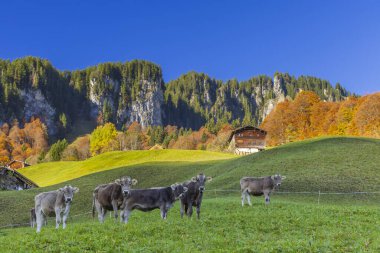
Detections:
[271, 174, 286, 188]
[191, 173, 212, 192]
[59, 185, 79, 203]
[115, 176, 138, 195]
[171, 183, 188, 200]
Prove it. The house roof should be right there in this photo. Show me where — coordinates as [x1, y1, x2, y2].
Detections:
[228, 126, 267, 143]
[0, 166, 39, 188]
[7, 160, 31, 167]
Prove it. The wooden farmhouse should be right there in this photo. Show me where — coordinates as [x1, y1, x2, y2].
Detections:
[227, 126, 267, 155]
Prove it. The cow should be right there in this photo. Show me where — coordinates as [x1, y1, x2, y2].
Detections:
[30, 207, 47, 228]
[240, 174, 286, 206]
[121, 183, 188, 223]
[180, 173, 212, 219]
[34, 185, 79, 233]
[92, 176, 138, 223]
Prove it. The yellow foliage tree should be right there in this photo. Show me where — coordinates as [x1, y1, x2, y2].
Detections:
[90, 123, 118, 156]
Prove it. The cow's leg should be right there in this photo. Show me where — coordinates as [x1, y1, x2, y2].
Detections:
[100, 208, 107, 223]
[264, 192, 270, 204]
[160, 207, 168, 220]
[94, 201, 104, 223]
[122, 209, 131, 224]
[180, 201, 185, 218]
[187, 201, 194, 217]
[62, 205, 71, 229]
[35, 208, 43, 233]
[111, 200, 119, 221]
[196, 202, 202, 219]
[241, 191, 246, 206]
[55, 208, 62, 229]
[120, 210, 124, 222]
[184, 204, 188, 216]
[246, 191, 252, 206]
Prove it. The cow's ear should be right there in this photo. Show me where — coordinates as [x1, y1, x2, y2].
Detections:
[191, 177, 197, 182]
[171, 184, 176, 191]
[132, 179, 138, 185]
[58, 188, 64, 192]
[73, 187, 79, 193]
[281, 176, 286, 180]
[206, 176, 213, 182]
[271, 175, 275, 180]
[115, 179, 121, 185]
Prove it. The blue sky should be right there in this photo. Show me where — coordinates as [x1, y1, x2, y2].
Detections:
[0, 0, 379, 95]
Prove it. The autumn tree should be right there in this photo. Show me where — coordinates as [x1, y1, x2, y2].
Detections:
[90, 123, 118, 155]
[125, 122, 144, 150]
[354, 93, 380, 137]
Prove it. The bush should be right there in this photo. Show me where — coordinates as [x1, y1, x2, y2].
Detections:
[48, 139, 68, 161]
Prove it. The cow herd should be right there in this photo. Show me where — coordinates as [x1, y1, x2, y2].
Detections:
[32, 173, 286, 233]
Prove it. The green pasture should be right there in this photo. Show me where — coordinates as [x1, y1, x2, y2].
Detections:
[0, 137, 379, 252]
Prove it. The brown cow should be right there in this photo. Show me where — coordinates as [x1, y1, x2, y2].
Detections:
[92, 176, 137, 223]
[240, 174, 286, 206]
[180, 173, 212, 219]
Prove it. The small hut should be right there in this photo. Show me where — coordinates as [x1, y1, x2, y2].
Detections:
[227, 126, 267, 155]
[0, 161, 38, 190]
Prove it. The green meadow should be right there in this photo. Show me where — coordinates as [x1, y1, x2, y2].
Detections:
[0, 137, 379, 252]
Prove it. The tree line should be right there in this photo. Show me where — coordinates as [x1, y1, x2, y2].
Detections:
[261, 91, 380, 146]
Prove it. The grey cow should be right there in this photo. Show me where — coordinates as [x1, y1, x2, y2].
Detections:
[92, 176, 138, 223]
[240, 174, 286, 206]
[180, 173, 212, 219]
[34, 185, 79, 233]
[121, 183, 188, 223]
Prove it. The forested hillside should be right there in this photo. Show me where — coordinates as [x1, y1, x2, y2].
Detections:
[0, 57, 351, 137]
[164, 72, 351, 129]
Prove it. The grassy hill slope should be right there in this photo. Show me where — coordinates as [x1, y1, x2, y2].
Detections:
[19, 150, 236, 187]
[1, 137, 379, 228]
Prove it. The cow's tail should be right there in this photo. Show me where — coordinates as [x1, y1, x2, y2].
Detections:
[92, 193, 96, 219]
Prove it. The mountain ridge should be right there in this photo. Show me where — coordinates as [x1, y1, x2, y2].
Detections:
[0, 57, 351, 136]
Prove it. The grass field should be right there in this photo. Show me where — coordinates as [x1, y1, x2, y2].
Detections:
[1, 137, 380, 252]
[0, 197, 379, 252]
[19, 150, 236, 187]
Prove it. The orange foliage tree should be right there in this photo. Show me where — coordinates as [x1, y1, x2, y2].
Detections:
[261, 91, 380, 146]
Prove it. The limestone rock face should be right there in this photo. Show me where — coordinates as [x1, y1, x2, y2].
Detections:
[20, 89, 56, 135]
[119, 79, 164, 127]
[89, 77, 120, 119]
[89, 77, 164, 127]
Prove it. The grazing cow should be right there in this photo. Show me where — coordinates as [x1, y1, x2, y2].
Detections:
[92, 176, 138, 223]
[240, 174, 286, 206]
[30, 208, 47, 228]
[180, 173, 212, 219]
[34, 185, 79, 233]
[121, 183, 188, 223]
